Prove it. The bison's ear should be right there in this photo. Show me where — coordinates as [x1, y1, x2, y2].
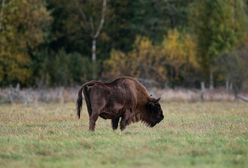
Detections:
[155, 97, 161, 102]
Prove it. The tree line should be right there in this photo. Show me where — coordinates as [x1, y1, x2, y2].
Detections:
[0, 0, 248, 92]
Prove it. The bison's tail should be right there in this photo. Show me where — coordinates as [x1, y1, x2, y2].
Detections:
[82, 83, 92, 116]
[77, 81, 94, 119]
[77, 86, 84, 119]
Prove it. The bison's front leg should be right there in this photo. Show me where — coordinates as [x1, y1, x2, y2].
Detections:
[120, 109, 132, 131]
[120, 113, 130, 131]
[89, 113, 99, 131]
[111, 117, 120, 130]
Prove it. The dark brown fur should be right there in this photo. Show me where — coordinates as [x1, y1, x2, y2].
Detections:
[76, 76, 164, 131]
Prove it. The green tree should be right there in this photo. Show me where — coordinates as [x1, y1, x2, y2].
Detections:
[104, 0, 194, 53]
[216, 48, 248, 96]
[47, 0, 108, 80]
[72, 0, 107, 79]
[189, 0, 248, 88]
[131, 0, 194, 43]
[0, 0, 51, 85]
[31, 49, 93, 87]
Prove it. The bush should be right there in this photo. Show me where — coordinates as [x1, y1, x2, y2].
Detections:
[31, 49, 93, 87]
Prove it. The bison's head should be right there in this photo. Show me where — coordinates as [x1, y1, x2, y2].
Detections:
[144, 98, 164, 127]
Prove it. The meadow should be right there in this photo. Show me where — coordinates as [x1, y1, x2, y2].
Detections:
[0, 101, 248, 168]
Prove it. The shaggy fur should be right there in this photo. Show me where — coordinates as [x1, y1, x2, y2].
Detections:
[77, 76, 164, 131]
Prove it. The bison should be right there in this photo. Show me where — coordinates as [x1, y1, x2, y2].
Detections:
[76, 76, 164, 131]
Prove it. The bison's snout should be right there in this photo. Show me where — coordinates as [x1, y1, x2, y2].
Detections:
[158, 115, 164, 123]
[150, 114, 164, 127]
[157, 114, 164, 121]
[160, 114, 164, 120]
[157, 114, 164, 122]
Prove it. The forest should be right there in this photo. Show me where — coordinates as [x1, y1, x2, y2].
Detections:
[1, 1, 248, 167]
[0, 0, 248, 93]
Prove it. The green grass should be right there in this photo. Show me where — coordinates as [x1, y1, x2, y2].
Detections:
[0, 102, 248, 168]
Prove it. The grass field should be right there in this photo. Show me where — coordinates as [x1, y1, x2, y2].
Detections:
[0, 101, 248, 168]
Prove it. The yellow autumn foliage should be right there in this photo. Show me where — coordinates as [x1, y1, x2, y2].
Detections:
[161, 29, 198, 77]
[104, 49, 127, 77]
[105, 36, 167, 82]
[105, 30, 199, 83]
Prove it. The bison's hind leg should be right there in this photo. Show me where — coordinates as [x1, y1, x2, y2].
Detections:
[111, 117, 120, 130]
[89, 113, 99, 131]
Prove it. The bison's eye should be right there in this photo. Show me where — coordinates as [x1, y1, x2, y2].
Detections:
[154, 104, 161, 110]
[147, 101, 162, 114]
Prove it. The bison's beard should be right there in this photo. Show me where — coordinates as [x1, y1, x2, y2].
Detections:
[140, 113, 163, 127]
[128, 113, 162, 127]
[142, 120, 154, 127]
[129, 113, 159, 127]
[141, 119, 157, 127]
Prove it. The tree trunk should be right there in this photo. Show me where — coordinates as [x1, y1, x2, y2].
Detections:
[92, 38, 97, 79]
[92, 38, 96, 62]
[76, 0, 107, 79]
[200, 81, 205, 101]
[230, 82, 233, 90]
[209, 69, 214, 90]
[91, 0, 107, 79]
[225, 79, 229, 91]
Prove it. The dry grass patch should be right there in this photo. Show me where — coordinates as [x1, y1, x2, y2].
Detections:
[0, 102, 248, 168]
